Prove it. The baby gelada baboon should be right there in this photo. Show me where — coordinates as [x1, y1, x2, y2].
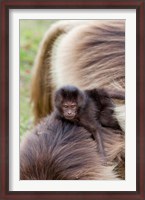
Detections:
[54, 85, 124, 163]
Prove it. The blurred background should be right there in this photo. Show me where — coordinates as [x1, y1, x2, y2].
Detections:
[20, 20, 57, 137]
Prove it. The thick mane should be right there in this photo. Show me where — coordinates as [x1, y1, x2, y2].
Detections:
[31, 20, 125, 124]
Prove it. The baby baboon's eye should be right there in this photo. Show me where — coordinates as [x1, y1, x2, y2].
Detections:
[63, 105, 68, 108]
[71, 103, 77, 108]
[71, 105, 75, 108]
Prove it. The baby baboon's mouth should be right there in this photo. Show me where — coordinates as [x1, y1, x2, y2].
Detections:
[64, 115, 75, 120]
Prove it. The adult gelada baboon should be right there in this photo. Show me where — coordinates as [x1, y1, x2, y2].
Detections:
[29, 20, 125, 179]
[20, 114, 124, 180]
[31, 20, 125, 129]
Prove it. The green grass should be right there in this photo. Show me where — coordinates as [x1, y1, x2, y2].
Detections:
[20, 20, 57, 137]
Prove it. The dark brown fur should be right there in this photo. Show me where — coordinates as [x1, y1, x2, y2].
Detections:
[20, 115, 123, 180]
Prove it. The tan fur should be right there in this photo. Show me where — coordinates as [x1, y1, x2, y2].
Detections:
[51, 21, 125, 90]
[31, 20, 125, 124]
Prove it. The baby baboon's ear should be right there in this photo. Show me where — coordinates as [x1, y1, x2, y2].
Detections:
[54, 89, 63, 109]
[77, 90, 88, 108]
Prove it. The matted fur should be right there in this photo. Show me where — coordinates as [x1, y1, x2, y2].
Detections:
[20, 114, 123, 180]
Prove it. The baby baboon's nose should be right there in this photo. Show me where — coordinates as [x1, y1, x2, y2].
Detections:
[67, 111, 72, 115]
